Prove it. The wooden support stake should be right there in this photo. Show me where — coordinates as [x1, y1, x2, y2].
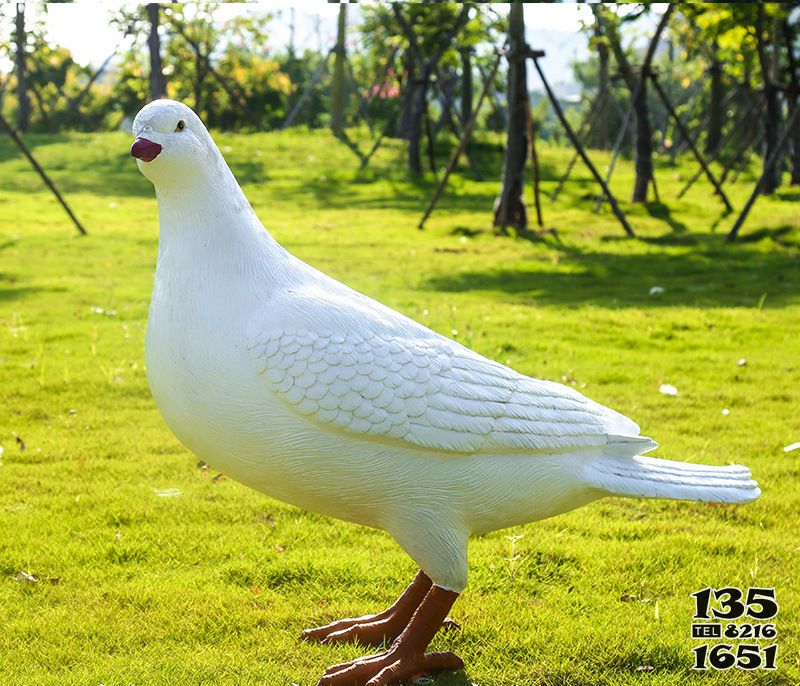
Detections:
[418, 51, 502, 230]
[649, 72, 732, 212]
[282, 50, 332, 130]
[593, 101, 634, 213]
[550, 95, 601, 202]
[529, 52, 635, 238]
[344, 57, 375, 136]
[525, 92, 543, 227]
[0, 112, 87, 235]
[677, 96, 759, 199]
[59, 48, 119, 130]
[724, 128, 763, 186]
[727, 104, 800, 241]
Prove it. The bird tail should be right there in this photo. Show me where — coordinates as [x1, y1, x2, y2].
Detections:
[584, 453, 760, 504]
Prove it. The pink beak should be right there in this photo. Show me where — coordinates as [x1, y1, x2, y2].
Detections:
[131, 137, 162, 162]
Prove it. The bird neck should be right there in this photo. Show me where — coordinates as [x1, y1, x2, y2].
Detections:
[152, 161, 296, 297]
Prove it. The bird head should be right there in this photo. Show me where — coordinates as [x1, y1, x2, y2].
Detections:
[131, 99, 215, 187]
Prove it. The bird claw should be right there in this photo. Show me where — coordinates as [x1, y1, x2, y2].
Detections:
[316, 648, 463, 686]
[302, 613, 400, 648]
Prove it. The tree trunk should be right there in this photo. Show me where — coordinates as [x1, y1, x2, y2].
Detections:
[631, 79, 653, 203]
[194, 56, 207, 122]
[493, 2, 528, 231]
[791, 101, 800, 185]
[762, 87, 781, 194]
[391, 3, 470, 173]
[757, 7, 781, 195]
[706, 59, 723, 154]
[782, 18, 800, 185]
[330, 3, 347, 135]
[593, 9, 610, 150]
[406, 70, 429, 174]
[434, 69, 457, 138]
[460, 48, 472, 126]
[147, 3, 166, 100]
[15, 3, 29, 133]
[396, 54, 415, 139]
[600, 5, 672, 203]
[597, 40, 610, 150]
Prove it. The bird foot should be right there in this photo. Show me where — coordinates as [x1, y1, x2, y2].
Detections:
[302, 571, 435, 648]
[301, 611, 405, 647]
[316, 645, 463, 686]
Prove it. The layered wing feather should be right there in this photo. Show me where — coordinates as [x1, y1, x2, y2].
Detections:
[247, 315, 653, 456]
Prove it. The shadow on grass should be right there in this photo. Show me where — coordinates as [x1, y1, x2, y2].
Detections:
[0, 285, 62, 303]
[645, 201, 690, 235]
[0, 135, 271, 199]
[421, 230, 799, 308]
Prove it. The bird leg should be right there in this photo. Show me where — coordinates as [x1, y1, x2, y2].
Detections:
[316, 584, 462, 686]
[301, 570, 432, 647]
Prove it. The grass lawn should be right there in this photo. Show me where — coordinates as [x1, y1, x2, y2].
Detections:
[0, 126, 798, 686]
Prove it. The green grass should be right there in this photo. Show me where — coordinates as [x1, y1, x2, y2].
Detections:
[1, 127, 798, 686]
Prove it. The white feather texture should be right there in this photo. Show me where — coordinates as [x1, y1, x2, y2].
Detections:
[135, 100, 760, 593]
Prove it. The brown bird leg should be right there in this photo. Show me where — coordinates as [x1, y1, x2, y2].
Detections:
[301, 570, 432, 647]
[316, 584, 462, 686]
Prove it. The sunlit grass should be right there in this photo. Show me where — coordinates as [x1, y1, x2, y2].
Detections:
[0, 127, 798, 685]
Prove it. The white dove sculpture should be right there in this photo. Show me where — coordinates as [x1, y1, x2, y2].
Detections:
[131, 100, 760, 686]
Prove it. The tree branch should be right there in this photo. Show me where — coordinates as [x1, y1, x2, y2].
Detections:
[391, 4, 424, 66]
[392, 3, 471, 72]
[428, 5, 471, 69]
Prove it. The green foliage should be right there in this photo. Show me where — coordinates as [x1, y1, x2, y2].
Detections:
[1, 128, 798, 685]
[1, 12, 121, 132]
[159, 5, 293, 130]
[357, 2, 505, 135]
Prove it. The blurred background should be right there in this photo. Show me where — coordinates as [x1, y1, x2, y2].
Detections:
[2, 1, 799, 237]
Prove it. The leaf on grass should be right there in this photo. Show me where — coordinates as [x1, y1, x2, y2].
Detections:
[15, 571, 38, 584]
[14, 571, 57, 585]
[153, 488, 182, 497]
[274, 544, 285, 553]
[441, 617, 462, 632]
[249, 586, 262, 595]
[621, 593, 651, 604]
[212, 473, 226, 483]
[659, 383, 678, 396]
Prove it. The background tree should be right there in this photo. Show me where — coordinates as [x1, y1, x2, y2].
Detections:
[146, 3, 166, 100]
[14, 3, 29, 132]
[330, 3, 347, 136]
[493, 2, 528, 232]
[598, 4, 673, 203]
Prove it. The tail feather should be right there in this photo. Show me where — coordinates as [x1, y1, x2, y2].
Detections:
[585, 454, 760, 504]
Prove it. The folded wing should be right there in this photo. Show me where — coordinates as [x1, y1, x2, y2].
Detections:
[248, 322, 654, 456]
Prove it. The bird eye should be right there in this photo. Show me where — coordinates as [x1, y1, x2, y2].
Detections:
[175, 120, 185, 132]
